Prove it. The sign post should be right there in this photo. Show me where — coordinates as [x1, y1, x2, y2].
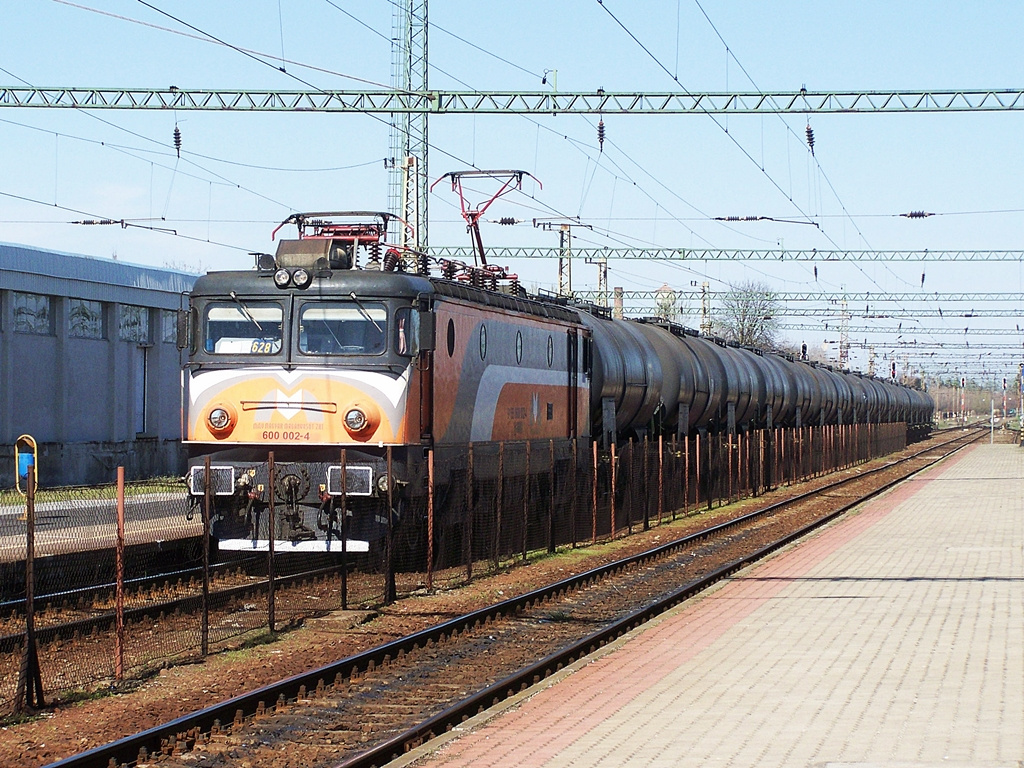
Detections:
[13, 435, 45, 711]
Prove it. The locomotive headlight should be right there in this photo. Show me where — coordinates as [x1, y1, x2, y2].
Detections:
[341, 401, 380, 439]
[209, 408, 231, 430]
[377, 474, 390, 493]
[292, 267, 313, 289]
[206, 403, 237, 438]
[344, 408, 368, 432]
[273, 268, 291, 288]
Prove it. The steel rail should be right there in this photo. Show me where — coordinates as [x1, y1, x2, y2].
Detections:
[47, 428, 981, 768]
[0, 562, 344, 655]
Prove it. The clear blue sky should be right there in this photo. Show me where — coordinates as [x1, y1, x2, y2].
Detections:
[2, 1, 1022, 381]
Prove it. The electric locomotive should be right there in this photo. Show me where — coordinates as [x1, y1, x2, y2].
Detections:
[183, 212, 588, 551]
[182, 210, 934, 554]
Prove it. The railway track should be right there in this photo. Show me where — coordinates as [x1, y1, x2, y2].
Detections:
[0, 561, 347, 655]
[49, 426, 983, 768]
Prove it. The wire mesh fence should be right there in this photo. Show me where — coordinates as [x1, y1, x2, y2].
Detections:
[0, 421, 908, 716]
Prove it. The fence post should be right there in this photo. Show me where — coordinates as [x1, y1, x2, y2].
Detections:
[684, 434, 690, 517]
[657, 434, 663, 527]
[495, 442, 504, 570]
[727, 432, 734, 503]
[642, 436, 651, 531]
[570, 438, 578, 548]
[202, 456, 211, 657]
[426, 448, 434, 592]
[591, 439, 598, 544]
[466, 444, 475, 581]
[386, 445, 396, 604]
[267, 452, 275, 633]
[695, 433, 701, 511]
[340, 449, 348, 609]
[610, 442, 617, 538]
[523, 441, 530, 563]
[15, 467, 44, 712]
[548, 440, 556, 554]
[115, 467, 125, 681]
[626, 438, 633, 535]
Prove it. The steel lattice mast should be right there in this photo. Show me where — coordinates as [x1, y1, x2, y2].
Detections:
[387, 0, 428, 249]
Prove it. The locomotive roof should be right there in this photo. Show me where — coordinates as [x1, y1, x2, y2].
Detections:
[190, 267, 581, 324]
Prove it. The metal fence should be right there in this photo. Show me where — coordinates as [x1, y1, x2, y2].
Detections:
[1, 421, 906, 716]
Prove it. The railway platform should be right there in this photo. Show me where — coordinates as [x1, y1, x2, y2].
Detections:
[403, 441, 1024, 768]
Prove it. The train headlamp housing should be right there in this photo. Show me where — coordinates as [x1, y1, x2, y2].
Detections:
[292, 267, 313, 289]
[206, 403, 237, 438]
[209, 408, 230, 430]
[344, 408, 368, 432]
[273, 268, 291, 288]
[376, 474, 390, 493]
[341, 402, 381, 439]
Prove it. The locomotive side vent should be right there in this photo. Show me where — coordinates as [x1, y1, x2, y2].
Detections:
[326, 465, 374, 496]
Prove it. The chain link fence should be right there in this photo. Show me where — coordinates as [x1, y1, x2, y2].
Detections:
[1, 421, 906, 716]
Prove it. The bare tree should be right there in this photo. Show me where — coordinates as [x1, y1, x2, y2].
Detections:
[713, 280, 780, 349]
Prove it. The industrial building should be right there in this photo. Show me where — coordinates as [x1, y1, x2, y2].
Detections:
[0, 243, 197, 487]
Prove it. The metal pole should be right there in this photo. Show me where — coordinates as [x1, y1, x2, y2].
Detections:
[201, 456, 211, 656]
[657, 434, 663, 526]
[386, 445, 396, 604]
[694, 433, 701, 510]
[626, 438, 633, 535]
[495, 442, 504, 569]
[426, 448, 434, 591]
[523, 441, 530, 563]
[115, 466, 125, 681]
[610, 442, 617, 538]
[684, 433, 690, 516]
[467, 443, 475, 580]
[548, 439, 556, 554]
[267, 452, 275, 633]
[16, 467, 44, 711]
[570, 437, 578, 548]
[385, 448, 397, 606]
[340, 449, 348, 609]
[591, 438, 598, 544]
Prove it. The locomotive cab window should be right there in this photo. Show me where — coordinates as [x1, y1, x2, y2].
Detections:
[394, 306, 419, 357]
[298, 301, 388, 355]
[203, 302, 283, 355]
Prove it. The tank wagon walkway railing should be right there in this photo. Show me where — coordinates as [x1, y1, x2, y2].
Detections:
[0, 422, 906, 716]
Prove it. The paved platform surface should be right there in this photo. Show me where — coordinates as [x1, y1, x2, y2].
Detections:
[405, 443, 1024, 768]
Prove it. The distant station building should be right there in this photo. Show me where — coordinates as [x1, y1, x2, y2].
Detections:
[0, 243, 198, 487]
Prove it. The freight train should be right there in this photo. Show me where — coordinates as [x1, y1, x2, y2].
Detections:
[181, 211, 933, 551]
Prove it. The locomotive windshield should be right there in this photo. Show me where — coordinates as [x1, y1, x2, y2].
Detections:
[203, 302, 283, 354]
[298, 301, 388, 355]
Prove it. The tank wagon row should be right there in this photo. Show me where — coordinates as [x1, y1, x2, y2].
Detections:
[180, 212, 933, 551]
[583, 312, 934, 441]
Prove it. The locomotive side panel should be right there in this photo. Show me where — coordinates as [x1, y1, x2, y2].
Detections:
[430, 298, 589, 445]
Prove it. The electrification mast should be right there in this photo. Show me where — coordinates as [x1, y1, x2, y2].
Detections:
[388, 0, 428, 250]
